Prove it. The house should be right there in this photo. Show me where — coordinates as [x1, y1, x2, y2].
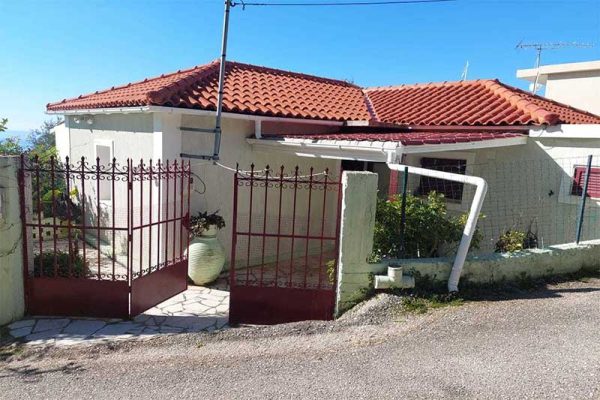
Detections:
[46, 60, 600, 260]
[517, 60, 600, 115]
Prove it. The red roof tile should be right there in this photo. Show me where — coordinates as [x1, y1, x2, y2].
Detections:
[279, 131, 525, 146]
[365, 80, 600, 125]
[47, 61, 372, 122]
[47, 61, 600, 126]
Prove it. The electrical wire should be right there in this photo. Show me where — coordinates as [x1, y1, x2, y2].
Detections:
[231, 0, 454, 6]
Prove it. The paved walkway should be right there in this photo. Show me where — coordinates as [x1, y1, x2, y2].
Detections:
[6, 286, 229, 346]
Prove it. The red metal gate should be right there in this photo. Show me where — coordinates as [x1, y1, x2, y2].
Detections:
[229, 165, 342, 325]
[19, 156, 191, 319]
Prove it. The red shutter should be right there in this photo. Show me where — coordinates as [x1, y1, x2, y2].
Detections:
[571, 166, 600, 197]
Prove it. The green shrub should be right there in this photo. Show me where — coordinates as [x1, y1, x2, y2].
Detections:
[326, 259, 336, 285]
[33, 250, 87, 278]
[372, 191, 482, 259]
[495, 229, 526, 253]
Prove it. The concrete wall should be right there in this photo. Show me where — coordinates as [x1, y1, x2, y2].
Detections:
[0, 157, 26, 326]
[543, 71, 600, 115]
[335, 171, 378, 315]
[393, 239, 600, 286]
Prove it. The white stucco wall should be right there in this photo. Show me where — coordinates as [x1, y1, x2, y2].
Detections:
[179, 114, 341, 268]
[58, 111, 341, 270]
[543, 72, 600, 115]
[517, 61, 600, 115]
[395, 135, 600, 253]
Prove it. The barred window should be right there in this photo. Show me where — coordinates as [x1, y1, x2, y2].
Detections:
[417, 157, 467, 201]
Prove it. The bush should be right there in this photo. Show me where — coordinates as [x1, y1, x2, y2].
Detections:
[33, 250, 87, 278]
[495, 229, 526, 253]
[372, 191, 482, 259]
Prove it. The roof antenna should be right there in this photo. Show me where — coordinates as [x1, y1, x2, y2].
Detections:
[516, 41, 594, 94]
[460, 60, 469, 81]
[181, 0, 232, 161]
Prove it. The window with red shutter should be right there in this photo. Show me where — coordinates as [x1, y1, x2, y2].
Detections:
[417, 157, 467, 201]
[571, 166, 600, 198]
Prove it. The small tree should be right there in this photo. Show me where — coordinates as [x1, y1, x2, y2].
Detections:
[28, 117, 62, 162]
[0, 118, 25, 155]
[0, 136, 24, 155]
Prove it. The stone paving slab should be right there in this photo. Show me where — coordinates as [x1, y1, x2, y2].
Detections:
[6, 286, 230, 347]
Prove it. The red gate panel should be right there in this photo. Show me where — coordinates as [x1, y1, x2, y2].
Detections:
[128, 159, 191, 316]
[229, 165, 342, 325]
[229, 286, 335, 325]
[19, 156, 191, 319]
[131, 260, 188, 316]
[28, 278, 129, 319]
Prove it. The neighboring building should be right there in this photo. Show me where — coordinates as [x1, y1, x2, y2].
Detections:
[517, 60, 600, 115]
[47, 60, 600, 259]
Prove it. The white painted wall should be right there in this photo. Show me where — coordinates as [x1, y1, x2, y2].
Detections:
[59, 111, 341, 270]
[517, 61, 600, 115]
[394, 134, 600, 253]
[179, 114, 340, 268]
[543, 72, 600, 115]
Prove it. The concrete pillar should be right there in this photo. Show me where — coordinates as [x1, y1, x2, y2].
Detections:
[335, 171, 379, 316]
[0, 156, 26, 325]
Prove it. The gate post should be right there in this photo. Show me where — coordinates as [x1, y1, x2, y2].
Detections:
[0, 156, 30, 325]
[334, 171, 378, 317]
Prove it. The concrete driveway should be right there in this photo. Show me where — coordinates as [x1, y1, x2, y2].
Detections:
[1, 278, 599, 399]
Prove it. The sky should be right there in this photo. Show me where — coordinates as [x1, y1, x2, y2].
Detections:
[1, 0, 599, 135]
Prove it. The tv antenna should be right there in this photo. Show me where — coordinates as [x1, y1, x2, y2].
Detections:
[516, 41, 594, 94]
[460, 60, 469, 81]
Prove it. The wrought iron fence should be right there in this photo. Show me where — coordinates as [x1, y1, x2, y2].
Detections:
[231, 164, 342, 290]
[20, 155, 191, 282]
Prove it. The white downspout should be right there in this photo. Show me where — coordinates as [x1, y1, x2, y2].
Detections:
[387, 163, 488, 292]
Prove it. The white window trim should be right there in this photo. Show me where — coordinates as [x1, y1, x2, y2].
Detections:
[94, 139, 114, 204]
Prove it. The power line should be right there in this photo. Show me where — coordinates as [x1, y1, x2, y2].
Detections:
[230, 0, 455, 7]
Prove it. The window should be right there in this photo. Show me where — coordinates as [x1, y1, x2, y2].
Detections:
[571, 165, 600, 198]
[95, 143, 112, 201]
[417, 157, 467, 201]
[341, 160, 374, 172]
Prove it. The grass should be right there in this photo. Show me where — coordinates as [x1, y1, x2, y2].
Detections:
[385, 265, 600, 316]
[401, 294, 464, 315]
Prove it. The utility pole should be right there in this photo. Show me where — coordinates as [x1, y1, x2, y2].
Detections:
[516, 41, 594, 94]
[181, 0, 232, 161]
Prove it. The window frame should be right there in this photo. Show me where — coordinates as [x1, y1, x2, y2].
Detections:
[94, 140, 114, 203]
[416, 156, 468, 203]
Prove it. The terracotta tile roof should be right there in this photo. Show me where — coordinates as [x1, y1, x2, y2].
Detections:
[365, 79, 600, 125]
[279, 131, 525, 146]
[47, 61, 600, 126]
[47, 60, 371, 122]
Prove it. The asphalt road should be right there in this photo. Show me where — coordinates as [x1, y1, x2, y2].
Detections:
[1, 278, 599, 399]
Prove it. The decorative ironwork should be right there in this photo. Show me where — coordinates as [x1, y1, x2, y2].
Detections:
[19, 156, 192, 318]
[229, 163, 343, 324]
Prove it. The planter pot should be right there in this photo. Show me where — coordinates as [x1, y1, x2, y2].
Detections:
[187, 227, 225, 285]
